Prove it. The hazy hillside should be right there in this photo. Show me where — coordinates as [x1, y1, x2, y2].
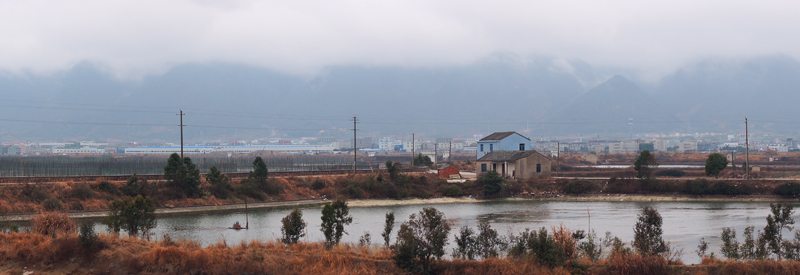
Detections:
[0, 55, 589, 141]
[2, 54, 800, 142]
[655, 55, 800, 134]
[547, 75, 681, 135]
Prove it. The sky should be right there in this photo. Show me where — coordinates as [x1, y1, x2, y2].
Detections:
[2, 0, 800, 80]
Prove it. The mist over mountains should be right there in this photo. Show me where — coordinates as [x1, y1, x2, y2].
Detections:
[1, 54, 799, 142]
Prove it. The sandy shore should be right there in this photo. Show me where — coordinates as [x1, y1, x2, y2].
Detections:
[512, 194, 799, 202]
[348, 197, 481, 207]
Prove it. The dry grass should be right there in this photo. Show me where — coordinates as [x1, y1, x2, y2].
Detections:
[435, 258, 571, 275]
[698, 258, 800, 275]
[31, 212, 74, 237]
[0, 231, 402, 275]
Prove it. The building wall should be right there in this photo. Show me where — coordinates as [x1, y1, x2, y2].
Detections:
[678, 142, 697, 153]
[475, 152, 551, 179]
[438, 166, 460, 178]
[477, 133, 531, 158]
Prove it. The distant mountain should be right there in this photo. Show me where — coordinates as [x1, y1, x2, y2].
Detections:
[655, 55, 800, 134]
[548, 75, 681, 135]
[0, 55, 591, 141]
[4, 54, 800, 142]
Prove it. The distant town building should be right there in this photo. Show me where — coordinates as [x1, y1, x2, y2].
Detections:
[678, 141, 698, 153]
[477, 132, 531, 158]
[5, 145, 21, 155]
[767, 144, 789, 153]
[52, 148, 106, 154]
[608, 140, 639, 154]
[476, 150, 551, 179]
[654, 139, 668, 152]
[581, 153, 599, 165]
[124, 145, 335, 155]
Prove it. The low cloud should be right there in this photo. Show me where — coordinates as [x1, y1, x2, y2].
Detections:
[1, 0, 798, 79]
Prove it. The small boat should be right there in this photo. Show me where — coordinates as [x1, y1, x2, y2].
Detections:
[229, 198, 249, 230]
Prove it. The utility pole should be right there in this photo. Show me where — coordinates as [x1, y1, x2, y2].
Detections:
[449, 140, 452, 162]
[177, 110, 185, 160]
[745, 117, 749, 180]
[557, 141, 560, 177]
[434, 143, 438, 165]
[351, 116, 358, 174]
[412, 133, 415, 166]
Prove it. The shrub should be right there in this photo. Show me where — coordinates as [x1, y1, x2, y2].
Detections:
[508, 227, 565, 267]
[655, 169, 686, 177]
[71, 183, 95, 200]
[710, 181, 752, 195]
[604, 179, 641, 194]
[42, 198, 63, 211]
[206, 167, 232, 199]
[681, 179, 710, 195]
[382, 212, 395, 247]
[453, 225, 477, 260]
[280, 208, 307, 245]
[102, 195, 156, 238]
[562, 180, 600, 194]
[96, 181, 121, 196]
[320, 199, 352, 247]
[774, 182, 800, 196]
[477, 170, 504, 195]
[32, 212, 74, 237]
[78, 222, 99, 251]
[236, 180, 266, 200]
[262, 181, 284, 196]
[475, 221, 505, 259]
[633, 207, 667, 256]
[345, 185, 364, 199]
[310, 179, 326, 190]
[393, 207, 451, 274]
[440, 185, 464, 197]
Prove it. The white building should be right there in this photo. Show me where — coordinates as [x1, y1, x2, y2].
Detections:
[654, 139, 668, 152]
[52, 148, 106, 154]
[124, 145, 335, 155]
[678, 141, 698, 153]
[608, 140, 639, 154]
[767, 144, 789, 153]
[378, 138, 402, 151]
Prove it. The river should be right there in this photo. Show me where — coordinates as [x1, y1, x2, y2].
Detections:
[93, 199, 799, 264]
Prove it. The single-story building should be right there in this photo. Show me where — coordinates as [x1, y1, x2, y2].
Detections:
[476, 150, 551, 179]
[437, 164, 461, 179]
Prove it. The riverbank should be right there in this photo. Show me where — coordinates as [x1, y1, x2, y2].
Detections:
[349, 193, 799, 208]
[2, 199, 326, 222]
[532, 193, 800, 202]
[5, 193, 797, 222]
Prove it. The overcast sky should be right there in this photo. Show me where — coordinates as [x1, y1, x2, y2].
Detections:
[2, 0, 799, 79]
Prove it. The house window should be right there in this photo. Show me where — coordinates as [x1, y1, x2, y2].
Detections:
[480, 144, 483, 152]
[489, 144, 493, 151]
[481, 164, 487, 172]
[519, 143, 525, 151]
[536, 164, 541, 173]
[493, 163, 497, 171]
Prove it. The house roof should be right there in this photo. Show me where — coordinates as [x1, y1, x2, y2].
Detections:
[479, 131, 530, 141]
[477, 150, 549, 162]
[438, 164, 457, 170]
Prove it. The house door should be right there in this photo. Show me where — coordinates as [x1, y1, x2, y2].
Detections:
[502, 164, 506, 176]
[492, 163, 496, 171]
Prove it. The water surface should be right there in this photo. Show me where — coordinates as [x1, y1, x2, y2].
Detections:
[96, 200, 797, 264]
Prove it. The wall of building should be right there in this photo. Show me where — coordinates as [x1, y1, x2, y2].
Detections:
[477, 133, 531, 158]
